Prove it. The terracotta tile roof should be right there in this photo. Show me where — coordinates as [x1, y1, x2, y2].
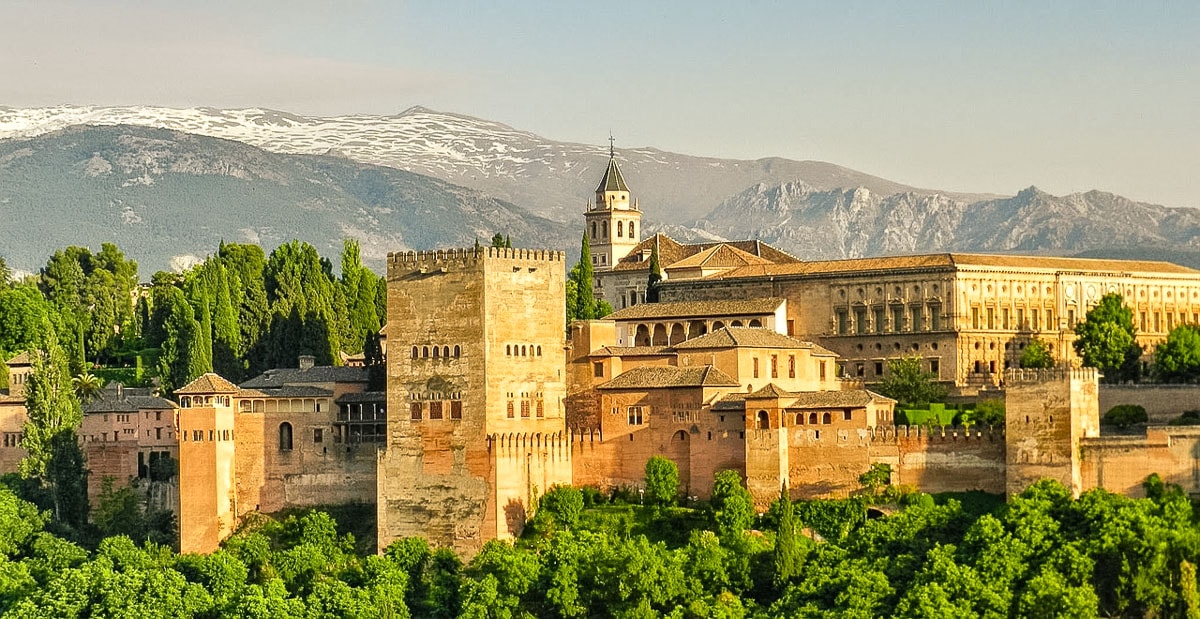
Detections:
[672, 327, 816, 350]
[715, 388, 893, 410]
[746, 383, 792, 399]
[240, 366, 368, 389]
[83, 384, 177, 413]
[702, 252, 1200, 281]
[335, 391, 386, 404]
[666, 244, 773, 271]
[598, 365, 740, 390]
[237, 386, 333, 399]
[589, 346, 674, 358]
[5, 352, 30, 366]
[610, 234, 799, 273]
[606, 298, 784, 321]
[175, 373, 240, 394]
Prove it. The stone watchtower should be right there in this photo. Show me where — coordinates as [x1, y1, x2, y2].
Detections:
[583, 141, 642, 270]
[1004, 367, 1100, 497]
[377, 247, 572, 556]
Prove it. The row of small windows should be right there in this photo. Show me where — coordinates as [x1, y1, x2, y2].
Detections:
[179, 395, 231, 408]
[848, 359, 940, 378]
[412, 345, 462, 359]
[1, 433, 21, 448]
[182, 428, 232, 442]
[754, 409, 852, 428]
[837, 304, 943, 336]
[589, 220, 635, 240]
[506, 344, 543, 357]
[411, 401, 464, 421]
[751, 355, 799, 380]
[507, 399, 545, 419]
[971, 307, 1052, 331]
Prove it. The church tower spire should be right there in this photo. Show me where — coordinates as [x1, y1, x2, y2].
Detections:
[584, 137, 642, 270]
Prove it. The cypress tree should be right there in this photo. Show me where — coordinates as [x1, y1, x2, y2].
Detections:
[211, 262, 241, 379]
[646, 240, 663, 303]
[158, 287, 201, 392]
[20, 327, 87, 525]
[576, 233, 596, 320]
[773, 484, 803, 589]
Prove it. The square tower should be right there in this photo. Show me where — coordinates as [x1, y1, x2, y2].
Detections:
[377, 247, 571, 555]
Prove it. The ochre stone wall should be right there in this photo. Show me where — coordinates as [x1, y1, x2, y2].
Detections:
[1099, 385, 1200, 423]
[1004, 368, 1100, 496]
[379, 248, 568, 556]
[1079, 428, 1200, 497]
[891, 427, 1006, 494]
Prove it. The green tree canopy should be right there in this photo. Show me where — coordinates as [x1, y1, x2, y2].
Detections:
[1020, 338, 1055, 369]
[1074, 293, 1142, 382]
[1155, 324, 1200, 382]
[644, 456, 680, 507]
[876, 355, 948, 406]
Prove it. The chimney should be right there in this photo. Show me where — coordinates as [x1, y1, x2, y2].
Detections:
[299, 355, 316, 370]
[116, 383, 123, 398]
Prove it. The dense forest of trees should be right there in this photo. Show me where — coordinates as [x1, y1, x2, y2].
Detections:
[0, 461, 1197, 618]
[0, 240, 387, 393]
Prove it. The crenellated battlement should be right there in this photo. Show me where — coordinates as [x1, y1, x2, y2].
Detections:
[1005, 367, 1099, 384]
[487, 431, 572, 454]
[387, 247, 565, 272]
[868, 424, 1005, 443]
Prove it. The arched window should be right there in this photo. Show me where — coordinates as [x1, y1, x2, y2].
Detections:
[506, 345, 512, 356]
[454, 345, 461, 357]
[443, 346, 450, 358]
[521, 345, 527, 356]
[796, 413, 804, 425]
[617, 221, 624, 237]
[433, 347, 440, 358]
[279, 422, 293, 451]
[629, 222, 635, 238]
[822, 412, 832, 424]
[749, 319, 762, 328]
[411, 346, 418, 359]
[536, 345, 542, 356]
[591, 222, 597, 239]
[809, 413, 818, 425]
[757, 410, 770, 430]
[602, 221, 609, 238]
[422, 346, 429, 358]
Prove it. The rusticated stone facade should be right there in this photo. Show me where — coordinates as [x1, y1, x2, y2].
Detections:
[378, 247, 570, 556]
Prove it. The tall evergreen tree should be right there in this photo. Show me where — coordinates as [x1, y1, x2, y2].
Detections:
[20, 327, 87, 525]
[364, 331, 386, 392]
[773, 484, 803, 589]
[157, 287, 202, 392]
[575, 233, 596, 321]
[646, 241, 663, 303]
[210, 262, 241, 379]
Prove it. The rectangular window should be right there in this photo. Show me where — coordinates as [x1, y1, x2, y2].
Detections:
[410, 402, 422, 420]
[1140, 312, 1147, 332]
[536, 400, 545, 418]
[873, 308, 885, 334]
[1068, 309, 1076, 328]
[593, 362, 604, 378]
[507, 401, 515, 419]
[788, 355, 796, 378]
[911, 306, 923, 332]
[1032, 309, 1040, 330]
[1002, 308, 1010, 330]
[155, 411, 162, 421]
[1154, 312, 1162, 332]
[155, 427, 162, 440]
[856, 363, 865, 377]
[1046, 309, 1054, 329]
[429, 401, 443, 420]
[930, 359, 940, 375]
[753, 358, 759, 378]
[1017, 308, 1025, 329]
[1169, 313, 1176, 330]
[986, 307, 995, 330]
[787, 319, 795, 336]
[836, 310, 848, 335]
[971, 307, 980, 329]
[627, 406, 644, 425]
[314, 428, 323, 443]
[819, 361, 827, 380]
[855, 308, 868, 335]
[844, 410, 852, 421]
[520, 400, 531, 418]
[928, 304, 941, 331]
[874, 361, 883, 376]
[771, 355, 778, 378]
[893, 307, 905, 332]
[451, 401, 463, 420]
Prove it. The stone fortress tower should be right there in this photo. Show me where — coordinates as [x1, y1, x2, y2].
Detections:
[376, 247, 573, 555]
[1004, 367, 1100, 496]
[583, 140, 642, 270]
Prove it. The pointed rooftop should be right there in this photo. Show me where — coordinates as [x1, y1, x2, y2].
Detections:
[175, 372, 240, 395]
[595, 156, 630, 194]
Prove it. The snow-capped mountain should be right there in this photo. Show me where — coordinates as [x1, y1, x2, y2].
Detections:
[0, 105, 990, 224]
[675, 182, 1200, 261]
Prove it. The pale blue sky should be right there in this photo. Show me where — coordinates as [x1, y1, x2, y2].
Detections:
[3, 1, 1197, 207]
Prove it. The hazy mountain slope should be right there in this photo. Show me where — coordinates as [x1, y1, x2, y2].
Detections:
[0, 105, 996, 223]
[681, 182, 1200, 260]
[0, 125, 572, 273]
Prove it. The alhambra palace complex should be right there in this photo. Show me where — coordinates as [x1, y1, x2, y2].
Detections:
[7, 153, 1200, 555]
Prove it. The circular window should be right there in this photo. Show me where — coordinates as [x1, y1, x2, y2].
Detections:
[974, 342, 981, 350]
[911, 343, 920, 351]
[894, 343, 902, 351]
[856, 344, 864, 351]
[875, 343, 882, 351]
[931, 342, 939, 351]
[989, 342, 996, 350]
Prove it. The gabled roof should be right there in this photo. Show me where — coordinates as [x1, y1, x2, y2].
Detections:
[175, 373, 240, 395]
[240, 365, 368, 389]
[5, 352, 30, 366]
[746, 383, 792, 399]
[606, 298, 784, 321]
[237, 386, 333, 399]
[598, 365, 740, 390]
[335, 391, 387, 404]
[715, 388, 893, 411]
[666, 244, 773, 271]
[589, 346, 674, 358]
[595, 156, 629, 193]
[672, 327, 826, 352]
[609, 234, 800, 273]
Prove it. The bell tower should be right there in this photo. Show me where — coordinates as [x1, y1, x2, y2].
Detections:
[583, 138, 642, 270]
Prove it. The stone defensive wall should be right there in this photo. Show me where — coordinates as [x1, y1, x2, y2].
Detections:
[387, 247, 566, 277]
[486, 431, 573, 460]
[1005, 367, 1101, 384]
[1080, 425, 1200, 498]
[1099, 385, 1200, 423]
[875, 425, 1007, 495]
